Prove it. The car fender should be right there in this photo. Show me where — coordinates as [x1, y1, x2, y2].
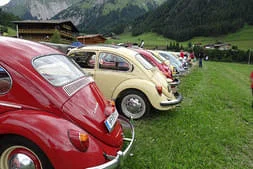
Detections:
[111, 78, 160, 108]
[0, 110, 105, 169]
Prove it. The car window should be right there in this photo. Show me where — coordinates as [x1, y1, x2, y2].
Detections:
[69, 52, 96, 69]
[157, 53, 167, 62]
[146, 52, 163, 64]
[33, 54, 85, 86]
[99, 52, 130, 71]
[135, 54, 153, 70]
[0, 66, 12, 94]
[160, 52, 181, 66]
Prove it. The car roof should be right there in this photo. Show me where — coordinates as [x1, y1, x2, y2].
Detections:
[69, 44, 139, 59]
[0, 37, 62, 63]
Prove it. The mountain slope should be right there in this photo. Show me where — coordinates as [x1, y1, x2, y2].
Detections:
[53, 0, 166, 34]
[3, 0, 166, 34]
[2, 0, 80, 20]
[132, 0, 253, 41]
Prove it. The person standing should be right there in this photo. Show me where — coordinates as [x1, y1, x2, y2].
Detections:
[190, 51, 195, 60]
[139, 40, 144, 48]
[198, 50, 204, 68]
[180, 50, 184, 58]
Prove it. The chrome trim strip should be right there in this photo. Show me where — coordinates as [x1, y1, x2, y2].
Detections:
[63, 77, 94, 96]
[169, 79, 180, 86]
[160, 92, 183, 106]
[0, 102, 22, 109]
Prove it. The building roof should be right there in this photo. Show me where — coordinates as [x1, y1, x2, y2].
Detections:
[77, 34, 106, 40]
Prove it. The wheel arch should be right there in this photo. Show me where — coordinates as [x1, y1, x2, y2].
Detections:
[0, 133, 53, 169]
[115, 88, 150, 106]
[0, 110, 85, 168]
[111, 78, 156, 108]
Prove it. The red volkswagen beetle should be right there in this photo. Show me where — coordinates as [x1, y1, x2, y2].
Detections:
[0, 37, 134, 169]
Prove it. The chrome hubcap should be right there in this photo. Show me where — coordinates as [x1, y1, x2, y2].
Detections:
[121, 94, 146, 119]
[9, 153, 36, 169]
[126, 97, 142, 113]
[0, 146, 42, 169]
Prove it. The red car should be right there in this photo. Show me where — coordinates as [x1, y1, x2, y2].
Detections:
[131, 48, 180, 87]
[0, 37, 134, 169]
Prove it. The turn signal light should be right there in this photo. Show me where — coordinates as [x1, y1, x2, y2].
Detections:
[156, 85, 163, 95]
[105, 100, 116, 116]
[107, 100, 115, 108]
[164, 72, 171, 78]
[68, 129, 89, 152]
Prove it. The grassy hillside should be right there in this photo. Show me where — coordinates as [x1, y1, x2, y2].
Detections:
[122, 62, 253, 169]
[187, 25, 253, 51]
[132, 0, 253, 41]
[7, 27, 16, 36]
[107, 25, 253, 51]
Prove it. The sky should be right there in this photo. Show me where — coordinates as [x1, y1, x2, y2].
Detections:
[0, 0, 11, 7]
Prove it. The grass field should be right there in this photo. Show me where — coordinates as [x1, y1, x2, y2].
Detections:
[122, 61, 253, 169]
[107, 25, 253, 51]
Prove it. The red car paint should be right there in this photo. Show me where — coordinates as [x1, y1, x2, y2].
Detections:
[0, 37, 134, 169]
[131, 48, 173, 79]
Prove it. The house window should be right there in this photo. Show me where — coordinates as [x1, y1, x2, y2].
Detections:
[0, 66, 12, 94]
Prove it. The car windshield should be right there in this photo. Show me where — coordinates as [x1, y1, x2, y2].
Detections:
[150, 53, 163, 64]
[33, 54, 85, 86]
[160, 52, 181, 66]
[135, 54, 153, 70]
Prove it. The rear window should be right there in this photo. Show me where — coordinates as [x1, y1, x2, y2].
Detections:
[33, 54, 84, 86]
[135, 54, 153, 70]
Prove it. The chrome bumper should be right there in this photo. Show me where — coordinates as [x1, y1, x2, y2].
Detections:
[169, 78, 180, 86]
[87, 116, 135, 169]
[160, 92, 183, 106]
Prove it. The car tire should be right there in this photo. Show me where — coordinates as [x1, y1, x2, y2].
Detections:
[117, 90, 150, 120]
[0, 135, 54, 169]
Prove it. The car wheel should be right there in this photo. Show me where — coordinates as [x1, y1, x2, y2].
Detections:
[117, 90, 150, 120]
[0, 135, 54, 169]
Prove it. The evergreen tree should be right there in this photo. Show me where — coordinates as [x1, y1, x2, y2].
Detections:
[50, 30, 61, 43]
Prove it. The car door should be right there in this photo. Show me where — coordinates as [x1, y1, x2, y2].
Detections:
[94, 52, 132, 99]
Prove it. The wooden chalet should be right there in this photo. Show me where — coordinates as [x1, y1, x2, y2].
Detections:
[77, 34, 106, 45]
[13, 20, 79, 43]
[204, 43, 231, 50]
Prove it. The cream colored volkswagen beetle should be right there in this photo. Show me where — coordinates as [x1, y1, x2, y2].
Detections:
[68, 45, 182, 119]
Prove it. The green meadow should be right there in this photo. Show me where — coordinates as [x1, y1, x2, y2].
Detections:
[123, 61, 253, 169]
[107, 25, 253, 51]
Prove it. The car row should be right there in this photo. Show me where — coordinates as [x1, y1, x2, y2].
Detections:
[0, 37, 190, 169]
[67, 45, 183, 120]
[0, 37, 134, 169]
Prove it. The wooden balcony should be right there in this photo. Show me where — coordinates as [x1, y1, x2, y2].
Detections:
[19, 29, 75, 39]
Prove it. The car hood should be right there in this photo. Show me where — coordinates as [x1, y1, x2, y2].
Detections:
[62, 78, 123, 148]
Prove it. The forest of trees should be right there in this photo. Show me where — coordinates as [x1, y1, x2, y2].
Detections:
[76, 4, 147, 34]
[0, 9, 20, 33]
[132, 0, 253, 41]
